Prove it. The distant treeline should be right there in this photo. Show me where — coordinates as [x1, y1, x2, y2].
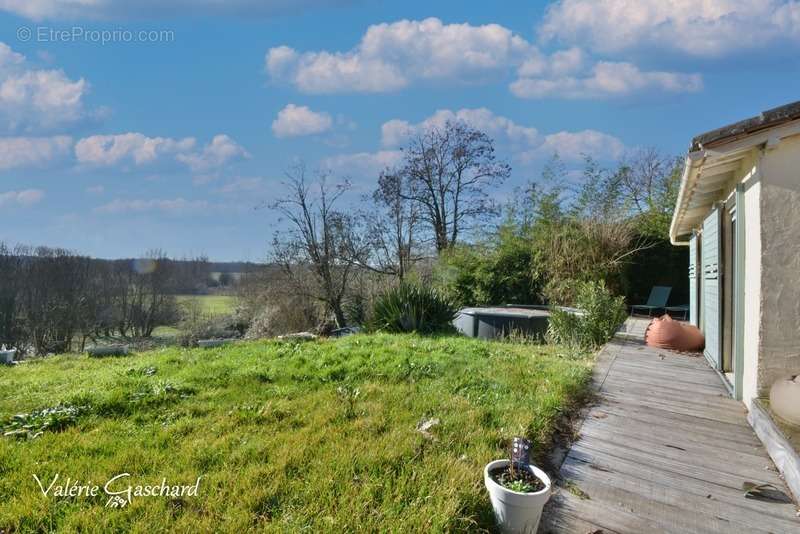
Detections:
[208, 262, 264, 274]
[0, 244, 267, 355]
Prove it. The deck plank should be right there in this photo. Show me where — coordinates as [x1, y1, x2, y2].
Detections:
[542, 336, 800, 533]
[580, 415, 772, 460]
[558, 456, 797, 534]
[602, 372, 733, 398]
[591, 402, 764, 447]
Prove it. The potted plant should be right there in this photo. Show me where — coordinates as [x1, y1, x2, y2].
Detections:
[0, 344, 16, 365]
[484, 437, 552, 534]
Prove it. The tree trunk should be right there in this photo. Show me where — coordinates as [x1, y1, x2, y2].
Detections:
[332, 304, 347, 328]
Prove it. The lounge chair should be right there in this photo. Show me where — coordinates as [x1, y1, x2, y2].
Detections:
[665, 304, 689, 321]
[630, 286, 671, 317]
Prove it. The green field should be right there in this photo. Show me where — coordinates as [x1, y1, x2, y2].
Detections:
[0, 334, 591, 532]
[126, 296, 237, 343]
[176, 295, 237, 316]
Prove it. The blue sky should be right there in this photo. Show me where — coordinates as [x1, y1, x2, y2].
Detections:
[0, 0, 798, 261]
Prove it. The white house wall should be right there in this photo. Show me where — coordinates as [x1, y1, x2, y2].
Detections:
[742, 173, 761, 408]
[757, 134, 800, 397]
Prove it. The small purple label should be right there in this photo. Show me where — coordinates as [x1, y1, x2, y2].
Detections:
[511, 437, 532, 466]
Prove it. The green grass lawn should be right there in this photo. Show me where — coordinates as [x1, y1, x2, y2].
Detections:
[0, 334, 592, 532]
[176, 295, 237, 316]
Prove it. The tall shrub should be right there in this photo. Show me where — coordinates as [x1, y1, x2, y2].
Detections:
[547, 280, 627, 349]
[435, 222, 541, 307]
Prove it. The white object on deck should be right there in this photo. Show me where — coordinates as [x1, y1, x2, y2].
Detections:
[769, 375, 800, 426]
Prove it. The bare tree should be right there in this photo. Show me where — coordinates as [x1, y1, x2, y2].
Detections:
[355, 170, 425, 280]
[271, 164, 362, 328]
[172, 254, 212, 293]
[0, 243, 24, 348]
[596, 148, 683, 237]
[395, 120, 511, 253]
[124, 250, 179, 338]
[11, 246, 95, 354]
[0, 244, 190, 354]
[613, 148, 680, 215]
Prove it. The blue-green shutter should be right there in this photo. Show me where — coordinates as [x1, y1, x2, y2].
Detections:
[702, 208, 722, 369]
[689, 234, 699, 326]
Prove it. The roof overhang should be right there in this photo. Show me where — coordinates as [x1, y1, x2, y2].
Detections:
[670, 117, 800, 245]
[669, 149, 744, 244]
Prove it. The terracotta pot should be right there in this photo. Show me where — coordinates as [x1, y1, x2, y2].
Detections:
[645, 315, 704, 352]
[769, 375, 800, 425]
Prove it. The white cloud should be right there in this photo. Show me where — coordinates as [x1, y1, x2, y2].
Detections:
[321, 150, 403, 177]
[265, 17, 702, 99]
[536, 130, 626, 162]
[176, 134, 250, 172]
[0, 188, 44, 207]
[265, 46, 299, 77]
[379, 120, 413, 149]
[272, 49, 406, 93]
[0, 42, 95, 132]
[75, 132, 248, 173]
[266, 17, 533, 93]
[0, 42, 24, 70]
[0, 0, 355, 20]
[325, 109, 624, 182]
[0, 135, 72, 169]
[215, 177, 266, 194]
[0, 70, 87, 124]
[272, 104, 333, 138]
[75, 133, 196, 166]
[381, 108, 540, 149]
[511, 61, 703, 99]
[539, 0, 800, 57]
[517, 47, 586, 78]
[380, 108, 626, 162]
[94, 197, 209, 215]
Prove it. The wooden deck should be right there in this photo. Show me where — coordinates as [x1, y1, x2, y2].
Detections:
[541, 335, 800, 533]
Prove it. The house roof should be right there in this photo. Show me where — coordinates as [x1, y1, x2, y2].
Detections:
[691, 100, 800, 151]
[670, 100, 800, 244]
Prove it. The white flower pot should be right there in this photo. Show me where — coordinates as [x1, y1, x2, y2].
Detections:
[484, 459, 552, 534]
[770, 375, 800, 425]
[0, 348, 16, 365]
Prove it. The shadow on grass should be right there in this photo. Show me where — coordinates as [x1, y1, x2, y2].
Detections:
[453, 487, 502, 533]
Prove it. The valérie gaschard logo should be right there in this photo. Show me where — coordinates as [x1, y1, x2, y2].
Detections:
[33, 473, 202, 508]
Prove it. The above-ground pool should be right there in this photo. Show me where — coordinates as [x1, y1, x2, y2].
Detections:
[454, 305, 582, 341]
[454, 306, 551, 340]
